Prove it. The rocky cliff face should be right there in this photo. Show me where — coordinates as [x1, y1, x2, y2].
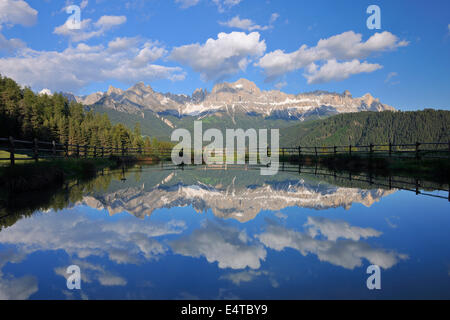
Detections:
[74, 78, 394, 121]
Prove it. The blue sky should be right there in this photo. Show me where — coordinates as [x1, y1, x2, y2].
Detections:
[0, 0, 449, 110]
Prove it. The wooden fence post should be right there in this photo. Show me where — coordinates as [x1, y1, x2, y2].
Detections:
[349, 144, 352, 156]
[315, 147, 318, 157]
[65, 142, 69, 158]
[94, 146, 97, 158]
[389, 142, 392, 157]
[334, 146, 337, 156]
[76, 144, 80, 158]
[9, 136, 15, 166]
[298, 146, 301, 162]
[101, 147, 104, 158]
[84, 145, 88, 159]
[369, 143, 374, 157]
[52, 140, 56, 158]
[33, 138, 39, 162]
[416, 142, 420, 159]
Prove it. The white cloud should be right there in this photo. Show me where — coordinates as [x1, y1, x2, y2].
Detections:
[0, 208, 186, 265]
[213, 0, 243, 12]
[220, 270, 269, 285]
[304, 217, 382, 241]
[219, 13, 279, 32]
[170, 31, 266, 81]
[175, 0, 201, 9]
[0, 0, 38, 26]
[0, 273, 38, 300]
[94, 15, 127, 29]
[219, 16, 269, 31]
[304, 59, 382, 84]
[107, 36, 140, 52]
[219, 13, 279, 31]
[53, 15, 127, 42]
[0, 249, 38, 300]
[257, 30, 408, 82]
[0, 0, 37, 53]
[0, 33, 25, 52]
[80, 0, 89, 9]
[171, 220, 267, 270]
[256, 219, 407, 270]
[384, 71, 398, 84]
[269, 13, 280, 24]
[55, 260, 127, 287]
[0, 39, 185, 92]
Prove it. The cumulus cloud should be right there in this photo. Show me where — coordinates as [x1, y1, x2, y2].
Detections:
[219, 13, 279, 31]
[55, 260, 127, 287]
[0, 0, 37, 53]
[0, 249, 38, 300]
[256, 219, 407, 270]
[257, 30, 408, 82]
[0, 33, 25, 52]
[0, 208, 186, 265]
[170, 31, 266, 81]
[0, 39, 185, 92]
[304, 59, 382, 84]
[305, 217, 382, 241]
[0, 0, 38, 26]
[54, 15, 127, 42]
[219, 16, 269, 31]
[170, 220, 267, 270]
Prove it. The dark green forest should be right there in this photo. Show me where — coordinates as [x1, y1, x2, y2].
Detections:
[0, 75, 171, 150]
[281, 110, 450, 147]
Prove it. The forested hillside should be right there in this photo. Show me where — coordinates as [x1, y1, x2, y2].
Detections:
[0, 75, 171, 150]
[281, 110, 450, 147]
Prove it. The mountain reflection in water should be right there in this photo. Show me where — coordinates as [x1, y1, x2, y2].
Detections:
[0, 164, 449, 299]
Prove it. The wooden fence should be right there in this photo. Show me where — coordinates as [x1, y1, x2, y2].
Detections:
[279, 142, 450, 160]
[1, 136, 449, 166]
[0, 136, 173, 165]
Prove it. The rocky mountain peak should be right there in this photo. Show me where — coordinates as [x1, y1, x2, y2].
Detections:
[73, 78, 395, 120]
[233, 78, 260, 93]
[107, 85, 124, 96]
[128, 82, 154, 94]
[192, 88, 207, 102]
[343, 90, 352, 98]
[362, 93, 376, 105]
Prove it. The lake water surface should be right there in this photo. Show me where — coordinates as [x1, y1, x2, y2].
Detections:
[0, 164, 449, 300]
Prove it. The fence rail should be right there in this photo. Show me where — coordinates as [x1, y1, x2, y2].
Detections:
[1, 136, 449, 165]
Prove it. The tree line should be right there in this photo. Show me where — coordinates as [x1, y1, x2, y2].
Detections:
[281, 109, 450, 147]
[0, 75, 172, 151]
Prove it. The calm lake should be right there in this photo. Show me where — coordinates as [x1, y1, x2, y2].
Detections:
[0, 164, 449, 300]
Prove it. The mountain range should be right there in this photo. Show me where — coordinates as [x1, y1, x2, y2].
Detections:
[80, 168, 395, 223]
[60, 79, 395, 140]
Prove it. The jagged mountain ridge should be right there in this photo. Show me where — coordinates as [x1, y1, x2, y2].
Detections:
[80, 170, 395, 223]
[74, 78, 395, 121]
